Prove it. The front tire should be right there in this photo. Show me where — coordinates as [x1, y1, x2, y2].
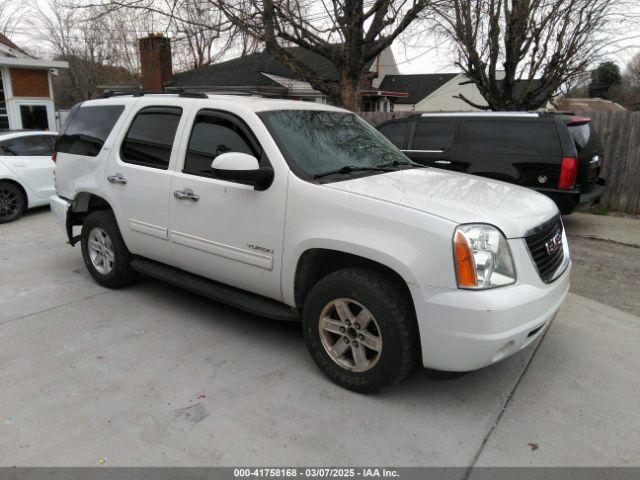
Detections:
[0, 182, 26, 223]
[302, 268, 418, 393]
[81, 210, 138, 288]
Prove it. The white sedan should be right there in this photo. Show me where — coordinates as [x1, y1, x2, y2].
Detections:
[0, 130, 57, 223]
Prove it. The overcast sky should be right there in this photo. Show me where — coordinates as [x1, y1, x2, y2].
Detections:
[5, 0, 640, 75]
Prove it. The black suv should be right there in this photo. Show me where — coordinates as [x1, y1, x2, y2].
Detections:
[377, 112, 606, 214]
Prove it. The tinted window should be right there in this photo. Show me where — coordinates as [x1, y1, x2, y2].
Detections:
[0, 135, 55, 156]
[414, 121, 455, 150]
[568, 122, 603, 153]
[121, 107, 182, 169]
[378, 121, 407, 148]
[57, 105, 124, 157]
[464, 121, 560, 156]
[184, 112, 258, 176]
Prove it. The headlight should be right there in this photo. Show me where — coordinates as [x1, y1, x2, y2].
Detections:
[453, 224, 516, 289]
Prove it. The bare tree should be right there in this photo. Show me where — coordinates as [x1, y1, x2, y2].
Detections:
[217, 0, 435, 110]
[168, 3, 238, 70]
[0, 0, 25, 37]
[31, 0, 141, 106]
[628, 52, 640, 92]
[435, 0, 616, 110]
[78, 0, 257, 73]
[87, 0, 434, 110]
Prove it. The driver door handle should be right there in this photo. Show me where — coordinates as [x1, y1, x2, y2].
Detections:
[107, 174, 127, 185]
[434, 160, 452, 165]
[174, 188, 199, 201]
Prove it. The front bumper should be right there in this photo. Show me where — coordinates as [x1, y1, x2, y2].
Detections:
[411, 237, 571, 372]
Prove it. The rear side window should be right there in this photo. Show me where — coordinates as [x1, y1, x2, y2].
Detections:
[378, 121, 408, 148]
[464, 120, 561, 156]
[184, 111, 259, 177]
[121, 107, 182, 169]
[0, 135, 55, 156]
[413, 121, 455, 151]
[568, 123, 595, 152]
[56, 105, 124, 157]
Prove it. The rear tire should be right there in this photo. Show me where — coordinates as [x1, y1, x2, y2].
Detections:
[81, 210, 138, 288]
[302, 268, 418, 393]
[0, 182, 26, 224]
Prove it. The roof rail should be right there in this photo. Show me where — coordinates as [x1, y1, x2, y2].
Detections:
[97, 89, 208, 99]
[420, 112, 539, 118]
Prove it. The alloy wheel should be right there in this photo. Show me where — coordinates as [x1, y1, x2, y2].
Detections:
[318, 298, 383, 373]
[87, 227, 115, 275]
[0, 186, 21, 220]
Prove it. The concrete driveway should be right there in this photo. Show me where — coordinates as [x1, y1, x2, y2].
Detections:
[1, 209, 639, 469]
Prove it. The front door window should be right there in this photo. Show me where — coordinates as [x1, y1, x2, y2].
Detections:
[20, 105, 49, 130]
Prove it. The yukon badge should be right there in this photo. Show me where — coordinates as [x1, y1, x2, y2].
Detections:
[247, 244, 274, 255]
[545, 233, 562, 255]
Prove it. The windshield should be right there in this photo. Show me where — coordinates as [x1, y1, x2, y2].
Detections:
[259, 110, 416, 182]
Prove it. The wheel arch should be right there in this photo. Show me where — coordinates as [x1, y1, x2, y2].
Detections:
[65, 191, 114, 245]
[292, 247, 416, 315]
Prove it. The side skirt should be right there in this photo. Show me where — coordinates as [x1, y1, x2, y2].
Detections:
[130, 258, 300, 322]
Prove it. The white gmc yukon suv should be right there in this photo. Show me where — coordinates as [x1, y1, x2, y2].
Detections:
[50, 93, 570, 392]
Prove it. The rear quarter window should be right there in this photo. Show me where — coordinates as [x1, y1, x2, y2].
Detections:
[56, 105, 125, 157]
[568, 123, 602, 155]
[464, 120, 561, 156]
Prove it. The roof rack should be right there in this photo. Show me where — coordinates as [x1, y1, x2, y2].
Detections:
[419, 112, 540, 118]
[97, 89, 208, 99]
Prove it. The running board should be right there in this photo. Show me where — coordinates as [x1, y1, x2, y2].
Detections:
[130, 259, 300, 322]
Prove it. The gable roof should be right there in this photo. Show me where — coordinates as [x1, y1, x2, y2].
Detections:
[0, 33, 29, 57]
[172, 47, 351, 89]
[378, 73, 458, 104]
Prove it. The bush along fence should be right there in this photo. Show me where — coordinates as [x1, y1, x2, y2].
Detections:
[359, 111, 640, 215]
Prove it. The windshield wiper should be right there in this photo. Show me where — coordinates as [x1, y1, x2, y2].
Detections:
[313, 165, 396, 180]
[376, 159, 426, 169]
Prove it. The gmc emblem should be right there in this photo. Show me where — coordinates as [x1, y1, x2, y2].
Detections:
[545, 233, 562, 255]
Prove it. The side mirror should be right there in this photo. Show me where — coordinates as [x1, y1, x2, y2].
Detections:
[210, 152, 274, 190]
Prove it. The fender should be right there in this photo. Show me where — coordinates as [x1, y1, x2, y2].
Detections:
[282, 238, 421, 307]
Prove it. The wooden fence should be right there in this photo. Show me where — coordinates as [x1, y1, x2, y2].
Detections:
[359, 111, 640, 215]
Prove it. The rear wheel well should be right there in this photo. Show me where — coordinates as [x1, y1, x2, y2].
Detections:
[294, 249, 414, 311]
[67, 193, 113, 244]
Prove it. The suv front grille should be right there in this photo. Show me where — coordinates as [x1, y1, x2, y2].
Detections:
[525, 215, 566, 283]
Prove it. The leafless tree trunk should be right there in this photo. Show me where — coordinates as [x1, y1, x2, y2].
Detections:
[435, 0, 617, 110]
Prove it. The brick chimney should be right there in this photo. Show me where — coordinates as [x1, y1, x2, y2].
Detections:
[139, 34, 173, 91]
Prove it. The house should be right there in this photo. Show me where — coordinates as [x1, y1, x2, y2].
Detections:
[116, 34, 406, 112]
[0, 33, 68, 131]
[379, 73, 553, 111]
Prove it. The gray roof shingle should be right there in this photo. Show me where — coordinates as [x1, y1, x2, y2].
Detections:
[378, 73, 458, 104]
[171, 47, 347, 89]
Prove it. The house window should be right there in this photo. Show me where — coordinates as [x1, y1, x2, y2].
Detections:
[0, 71, 9, 129]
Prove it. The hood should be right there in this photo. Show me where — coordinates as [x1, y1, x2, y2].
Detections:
[324, 168, 558, 238]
